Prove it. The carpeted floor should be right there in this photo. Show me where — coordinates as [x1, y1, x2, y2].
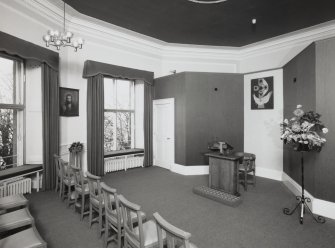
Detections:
[27, 167, 335, 248]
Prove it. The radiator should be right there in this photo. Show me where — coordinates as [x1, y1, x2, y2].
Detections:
[0, 177, 32, 197]
[0, 186, 5, 197]
[105, 154, 144, 173]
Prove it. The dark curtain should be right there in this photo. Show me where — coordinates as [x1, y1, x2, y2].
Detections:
[42, 63, 59, 190]
[0, 31, 59, 71]
[87, 74, 105, 176]
[143, 82, 154, 167]
[83, 60, 153, 85]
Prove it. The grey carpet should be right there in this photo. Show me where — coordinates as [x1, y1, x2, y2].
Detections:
[26, 166, 335, 248]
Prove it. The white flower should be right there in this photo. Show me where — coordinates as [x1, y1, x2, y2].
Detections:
[322, 128, 328, 134]
[284, 119, 289, 124]
[297, 104, 302, 109]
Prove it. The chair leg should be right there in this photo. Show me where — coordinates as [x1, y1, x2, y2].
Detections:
[67, 185, 72, 207]
[55, 177, 59, 193]
[98, 207, 103, 236]
[117, 225, 122, 248]
[89, 202, 92, 228]
[253, 170, 256, 187]
[104, 220, 108, 248]
[59, 181, 63, 198]
[81, 194, 85, 221]
[244, 171, 248, 191]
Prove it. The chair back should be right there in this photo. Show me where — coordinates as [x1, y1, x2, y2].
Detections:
[59, 158, 72, 180]
[86, 171, 103, 203]
[243, 153, 256, 171]
[153, 212, 193, 248]
[118, 195, 145, 248]
[54, 154, 61, 177]
[71, 166, 85, 189]
[100, 182, 118, 225]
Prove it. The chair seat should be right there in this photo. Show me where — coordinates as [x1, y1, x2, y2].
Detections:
[108, 209, 146, 225]
[179, 243, 198, 248]
[0, 227, 47, 248]
[133, 220, 165, 247]
[90, 197, 104, 208]
[63, 178, 75, 185]
[0, 194, 28, 212]
[0, 208, 34, 233]
[76, 184, 89, 194]
[238, 164, 254, 172]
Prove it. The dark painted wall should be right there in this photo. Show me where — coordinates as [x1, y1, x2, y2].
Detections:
[184, 72, 244, 165]
[154, 73, 186, 165]
[315, 37, 335, 202]
[283, 39, 335, 202]
[283, 44, 317, 196]
[154, 72, 244, 166]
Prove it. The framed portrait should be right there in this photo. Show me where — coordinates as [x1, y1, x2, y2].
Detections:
[59, 87, 79, 117]
[251, 76, 274, 110]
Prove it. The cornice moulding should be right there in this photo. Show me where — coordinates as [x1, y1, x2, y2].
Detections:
[7, 0, 335, 66]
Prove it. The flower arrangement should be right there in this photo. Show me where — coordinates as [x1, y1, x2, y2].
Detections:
[69, 142, 84, 153]
[280, 105, 328, 152]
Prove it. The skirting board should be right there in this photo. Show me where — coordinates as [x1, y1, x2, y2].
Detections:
[282, 172, 335, 220]
[256, 167, 283, 181]
[171, 163, 209, 176]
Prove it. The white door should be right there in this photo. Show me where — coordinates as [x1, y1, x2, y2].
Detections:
[153, 98, 175, 170]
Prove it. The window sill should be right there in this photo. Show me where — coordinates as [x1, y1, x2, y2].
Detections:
[104, 148, 144, 158]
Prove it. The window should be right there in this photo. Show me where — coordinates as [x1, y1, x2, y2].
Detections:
[0, 54, 24, 170]
[104, 78, 135, 152]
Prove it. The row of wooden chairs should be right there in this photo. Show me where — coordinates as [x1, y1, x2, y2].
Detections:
[0, 194, 46, 247]
[54, 154, 198, 248]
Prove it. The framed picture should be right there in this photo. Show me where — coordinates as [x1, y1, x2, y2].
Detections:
[251, 76, 274, 110]
[59, 87, 79, 117]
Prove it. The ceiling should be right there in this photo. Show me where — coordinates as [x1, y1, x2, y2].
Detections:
[65, 0, 335, 47]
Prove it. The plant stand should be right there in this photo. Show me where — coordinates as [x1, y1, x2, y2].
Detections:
[283, 151, 325, 224]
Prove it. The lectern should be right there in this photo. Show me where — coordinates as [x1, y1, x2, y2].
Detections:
[205, 152, 242, 196]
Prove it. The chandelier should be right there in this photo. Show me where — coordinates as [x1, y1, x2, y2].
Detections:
[187, 0, 228, 3]
[43, 1, 84, 51]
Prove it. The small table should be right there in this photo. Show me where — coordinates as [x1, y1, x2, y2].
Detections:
[205, 152, 242, 196]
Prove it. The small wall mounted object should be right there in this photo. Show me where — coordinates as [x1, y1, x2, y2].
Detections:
[251, 76, 274, 109]
[59, 87, 79, 117]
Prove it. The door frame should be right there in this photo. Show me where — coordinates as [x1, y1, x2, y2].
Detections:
[153, 98, 175, 170]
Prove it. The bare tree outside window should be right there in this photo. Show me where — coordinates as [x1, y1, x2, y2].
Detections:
[0, 55, 23, 170]
[104, 78, 134, 152]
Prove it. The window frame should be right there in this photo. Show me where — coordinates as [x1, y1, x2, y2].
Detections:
[104, 77, 136, 152]
[0, 53, 25, 168]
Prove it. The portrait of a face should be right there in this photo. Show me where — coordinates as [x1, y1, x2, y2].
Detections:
[59, 87, 79, 117]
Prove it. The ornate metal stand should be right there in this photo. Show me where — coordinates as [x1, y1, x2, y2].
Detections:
[283, 151, 326, 224]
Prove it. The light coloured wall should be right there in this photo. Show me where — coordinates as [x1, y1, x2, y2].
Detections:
[244, 69, 283, 180]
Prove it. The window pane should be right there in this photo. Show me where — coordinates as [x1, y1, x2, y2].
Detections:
[116, 112, 131, 150]
[104, 78, 115, 109]
[0, 109, 16, 169]
[104, 112, 115, 152]
[116, 80, 131, 110]
[0, 57, 14, 104]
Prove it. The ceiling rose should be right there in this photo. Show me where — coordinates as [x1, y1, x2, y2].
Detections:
[187, 0, 228, 4]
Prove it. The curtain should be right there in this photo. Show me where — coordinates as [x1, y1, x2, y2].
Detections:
[0, 31, 59, 71]
[87, 74, 105, 176]
[83, 60, 153, 85]
[42, 63, 59, 190]
[143, 82, 154, 167]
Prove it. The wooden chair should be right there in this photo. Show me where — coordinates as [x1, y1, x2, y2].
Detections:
[86, 171, 105, 236]
[60, 159, 75, 206]
[101, 183, 147, 248]
[54, 154, 62, 196]
[0, 227, 47, 248]
[153, 212, 198, 248]
[118, 195, 163, 248]
[71, 166, 89, 220]
[236, 152, 256, 191]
